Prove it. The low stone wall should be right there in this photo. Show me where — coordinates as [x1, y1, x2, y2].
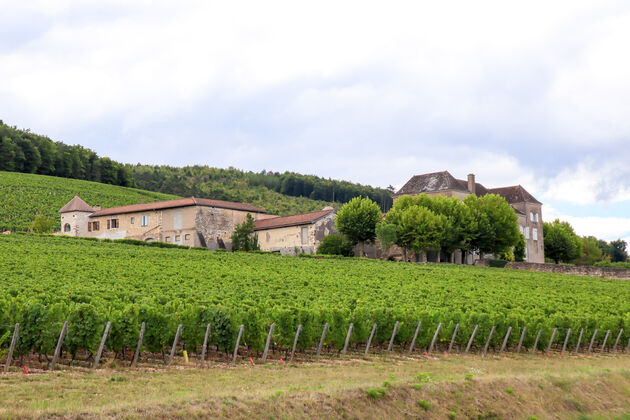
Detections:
[506, 261, 630, 280]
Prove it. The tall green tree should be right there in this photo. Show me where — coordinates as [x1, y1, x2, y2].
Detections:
[231, 213, 259, 252]
[574, 236, 603, 266]
[610, 239, 629, 263]
[397, 205, 445, 261]
[464, 194, 520, 256]
[335, 196, 382, 257]
[543, 219, 581, 264]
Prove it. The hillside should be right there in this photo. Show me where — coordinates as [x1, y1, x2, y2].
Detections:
[0, 171, 178, 231]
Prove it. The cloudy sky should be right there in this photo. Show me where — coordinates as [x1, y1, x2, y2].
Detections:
[1, 0, 630, 243]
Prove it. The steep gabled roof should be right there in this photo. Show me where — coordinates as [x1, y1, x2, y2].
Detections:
[89, 197, 265, 217]
[254, 209, 334, 231]
[394, 171, 467, 197]
[488, 185, 542, 205]
[59, 195, 96, 213]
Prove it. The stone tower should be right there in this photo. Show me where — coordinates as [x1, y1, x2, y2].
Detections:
[58, 195, 95, 236]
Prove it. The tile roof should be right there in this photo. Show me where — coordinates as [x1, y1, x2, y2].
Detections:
[254, 209, 335, 231]
[488, 186, 542, 205]
[89, 197, 265, 217]
[59, 195, 96, 213]
[394, 171, 488, 197]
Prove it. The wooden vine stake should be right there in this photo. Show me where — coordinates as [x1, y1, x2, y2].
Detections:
[561, 328, 572, 354]
[499, 326, 512, 354]
[626, 337, 630, 353]
[4, 323, 19, 373]
[574, 328, 584, 354]
[262, 324, 274, 362]
[448, 323, 460, 353]
[531, 329, 542, 354]
[612, 329, 624, 353]
[428, 322, 442, 354]
[546, 327, 558, 354]
[516, 326, 526, 354]
[131, 322, 145, 367]
[316, 323, 329, 357]
[408, 322, 421, 354]
[465, 325, 479, 354]
[600, 329, 610, 353]
[200, 323, 211, 367]
[50, 321, 68, 371]
[386, 321, 400, 354]
[167, 324, 182, 365]
[290, 324, 302, 362]
[92, 321, 111, 370]
[588, 329, 598, 353]
[342, 323, 353, 357]
[232, 324, 244, 365]
[482, 326, 495, 357]
[365, 323, 377, 356]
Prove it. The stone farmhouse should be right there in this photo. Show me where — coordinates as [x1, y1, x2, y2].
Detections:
[58, 195, 334, 254]
[394, 171, 545, 263]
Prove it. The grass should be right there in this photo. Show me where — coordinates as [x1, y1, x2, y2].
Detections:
[1, 355, 630, 419]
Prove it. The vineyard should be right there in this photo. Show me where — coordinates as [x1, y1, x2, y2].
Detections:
[1, 233, 630, 369]
[0, 171, 178, 232]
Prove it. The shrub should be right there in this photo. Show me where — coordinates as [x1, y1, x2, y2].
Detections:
[488, 259, 508, 268]
[29, 215, 54, 234]
[317, 235, 354, 257]
[505, 387, 514, 394]
[417, 399, 432, 410]
[366, 387, 387, 399]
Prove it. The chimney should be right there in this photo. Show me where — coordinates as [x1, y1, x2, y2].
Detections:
[467, 174, 476, 195]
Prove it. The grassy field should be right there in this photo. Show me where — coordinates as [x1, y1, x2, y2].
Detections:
[2, 354, 630, 419]
[0, 171, 178, 231]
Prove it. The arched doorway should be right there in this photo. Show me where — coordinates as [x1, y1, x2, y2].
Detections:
[64, 223, 71, 232]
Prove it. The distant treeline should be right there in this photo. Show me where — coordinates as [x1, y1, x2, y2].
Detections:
[0, 122, 135, 187]
[131, 165, 393, 211]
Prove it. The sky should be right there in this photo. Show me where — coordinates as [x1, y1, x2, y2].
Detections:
[1, 0, 630, 244]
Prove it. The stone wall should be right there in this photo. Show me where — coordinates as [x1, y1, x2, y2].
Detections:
[506, 261, 630, 280]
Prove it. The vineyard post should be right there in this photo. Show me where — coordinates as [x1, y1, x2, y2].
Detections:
[92, 321, 111, 370]
[167, 324, 182, 365]
[545, 328, 558, 354]
[316, 323, 328, 357]
[600, 329, 610, 353]
[342, 323, 353, 357]
[574, 328, 584, 354]
[561, 328, 572, 354]
[499, 326, 512, 354]
[232, 324, 244, 365]
[50, 321, 68, 371]
[4, 323, 19, 373]
[408, 322, 421, 354]
[365, 323, 377, 356]
[262, 323, 274, 362]
[428, 322, 442, 354]
[588, 329, 598, 353]
[481, 325, 495, 357]
[464, 325, 479, 354]
[387, 321, 400, 354]
[290, 324, 302, 362]
[200, 323, 211, 366]
[531, 329, 542, 354]
[612, 329, 623, 353]
[131, 322, 145, 367]
[516, 326, 526, 353]
[448, 323, 460, 353]
[626, 337, 630, 353]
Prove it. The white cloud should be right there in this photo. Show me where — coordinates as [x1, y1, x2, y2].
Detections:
[545, 206, 630, 244]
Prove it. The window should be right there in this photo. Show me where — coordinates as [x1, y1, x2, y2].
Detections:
[530, 212, 535, 222]
[92, 221, 99, 231]
[533, 228, 538, 241]
[524, 246, 528, 261]
[88, 222, 92, 232]
[185, 234, 190, 241]
[175, 235, 181, 242]
[165, 236, 170, 243]
[141, 215, 149, 226]
[108, 219, 119, 229]
[535, 213, 539, 222]
[301, 227, 309, 245]
[525, 228, 530, 240]
[64, 223, 71, 232]
[519, 226, 524, 234]
[130, 217, 135, 224]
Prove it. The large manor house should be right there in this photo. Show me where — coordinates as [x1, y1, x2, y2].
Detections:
[59, 170, 544, 263]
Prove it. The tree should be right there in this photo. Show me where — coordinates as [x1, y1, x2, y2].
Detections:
[610, 239, 629, 263]
[397, 205, 445, 261]
[231, 214, 259, 252]
[543, 219, 581, 264]
[375, 222, 398, 251]
[29, 215, 54, 233]
[317, 235, 354, 257]
[464, 194, 520, 256]
[514, 233, 526, 262]
[335, 196, 382, 257]
[574, 236, 603, 266]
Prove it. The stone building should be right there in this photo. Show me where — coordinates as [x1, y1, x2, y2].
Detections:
[394, 171, 545, 263]
[59, 195, 275, 250]
[254, 207, 336, 255]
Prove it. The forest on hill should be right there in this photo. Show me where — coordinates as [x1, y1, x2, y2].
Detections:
[0, 121, 393, 212]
